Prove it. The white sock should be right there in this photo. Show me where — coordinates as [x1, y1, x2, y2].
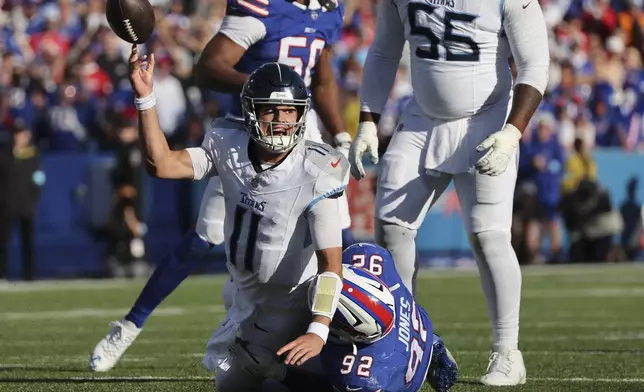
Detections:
[470, 231, 521, 354]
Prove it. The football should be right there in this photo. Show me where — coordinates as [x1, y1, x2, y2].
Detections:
[105, 0, 156, 44]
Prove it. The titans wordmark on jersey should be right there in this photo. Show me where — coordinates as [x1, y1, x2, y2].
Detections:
[321, 246, 434, 392]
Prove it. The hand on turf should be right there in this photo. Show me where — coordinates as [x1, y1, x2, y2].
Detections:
[129, 44, 155, 98]
[475, 124, 522, 176]
[277, 333, 324, 366]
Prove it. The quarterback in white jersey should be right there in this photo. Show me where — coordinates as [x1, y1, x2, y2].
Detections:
[129, 52, 348, 391]
[349, 0, 549, 386]
[193, 0, 354, 246]
[88, 0, 353, 374]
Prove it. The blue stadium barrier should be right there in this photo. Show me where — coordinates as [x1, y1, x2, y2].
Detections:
[4, 150, 644, 279]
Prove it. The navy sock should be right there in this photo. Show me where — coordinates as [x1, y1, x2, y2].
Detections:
[341, 228, 355, 250]
[124, 230, 213, 328]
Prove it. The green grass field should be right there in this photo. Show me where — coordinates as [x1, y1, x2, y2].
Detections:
[1, 264, 644, 392]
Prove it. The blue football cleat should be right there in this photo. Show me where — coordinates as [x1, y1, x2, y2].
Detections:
[426, 334, 458, 392]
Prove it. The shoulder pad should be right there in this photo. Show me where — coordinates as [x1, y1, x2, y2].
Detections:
[210, 117, 242, 130]
[205, 119, 246, 145]
[226, 0, 270, 18]
[304, 140, 350, 203]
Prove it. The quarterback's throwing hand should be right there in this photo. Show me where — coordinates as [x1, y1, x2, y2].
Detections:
[475, 124, 522, 176]
[349, 122, 379, 180]
[129, 44, 155, 98]
[277, 333, 324, 366]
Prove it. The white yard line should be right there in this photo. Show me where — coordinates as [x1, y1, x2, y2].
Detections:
[3, 338, 208, 347]
[444, 320, 644, 329]
[0, 375, 214, 381]
[417, 263, 644, 278]
[0, 275, 226, 293]
[1, 263, 642, 293]
[523, 287, 644, 298]
[3, 349, 643, 365]
[444, 333, 644, 342]
[455, 349, 644, 355]
[0, 374, 641, 383]
[0, 305, 225, 321]
[0, 353, 204, 363]
[460, 376, 644, 383]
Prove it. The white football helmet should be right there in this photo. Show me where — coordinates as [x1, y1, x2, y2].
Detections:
[325, 264, 396, 344]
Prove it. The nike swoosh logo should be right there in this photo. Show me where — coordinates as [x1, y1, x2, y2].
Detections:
[522, 1, 531, 8]
[331, 158, 342, 168]
[346, 387, 363, 391]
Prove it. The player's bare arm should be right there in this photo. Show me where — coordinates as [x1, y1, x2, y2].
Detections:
[194, 33, 249, 93]
[475, 0, 549, 176]
[129, 45, 195, 180]
[349, 0, 406, 179]
[278, 196, 344, 366]
[506, 84, 543, 135]
[310, 48, 352, 153]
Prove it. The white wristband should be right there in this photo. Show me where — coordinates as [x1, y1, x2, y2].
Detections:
[307, 321, 329, 344]
[135, 93, 156, 111]
[333, 131, 352, 146]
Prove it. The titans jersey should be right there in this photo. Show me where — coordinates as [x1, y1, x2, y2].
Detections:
[221, 0, 344, 116]
[187, 118, 349, 302]
[360, 0, 549, 121]
[321, 244, 434, 392]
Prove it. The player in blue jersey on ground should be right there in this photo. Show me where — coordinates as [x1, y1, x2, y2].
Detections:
[265, 243, 458, 392]
[320, 243, 459, 392]
[89, 0, 355, 372]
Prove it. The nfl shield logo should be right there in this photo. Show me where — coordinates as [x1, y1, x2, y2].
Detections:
[311, 11, 318, 20]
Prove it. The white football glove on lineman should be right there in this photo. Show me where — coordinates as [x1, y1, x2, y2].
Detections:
[348, 122, 379, 180]
[333, 132, 352, 160]
[475, 124, 522, 176]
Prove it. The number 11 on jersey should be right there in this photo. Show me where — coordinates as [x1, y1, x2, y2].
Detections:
[229, 205, 262, 272]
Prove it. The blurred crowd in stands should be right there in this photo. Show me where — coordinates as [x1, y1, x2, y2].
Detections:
[1, 0, 643, 276]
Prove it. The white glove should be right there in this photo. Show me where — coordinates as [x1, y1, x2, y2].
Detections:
[348, 122, 379, 180]
[333, 131, 352, 159]
[475, 124, 522, 176]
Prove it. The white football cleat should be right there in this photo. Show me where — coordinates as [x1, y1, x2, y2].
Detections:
[479, 350, 526, 386]
[89, 320, 141, 372]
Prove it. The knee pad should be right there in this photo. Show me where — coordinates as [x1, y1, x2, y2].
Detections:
[375, 220, 418, 292]
[217, 339, 286, 385]
[375, 220, 416, 247]
[470, 230, 514, 264]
